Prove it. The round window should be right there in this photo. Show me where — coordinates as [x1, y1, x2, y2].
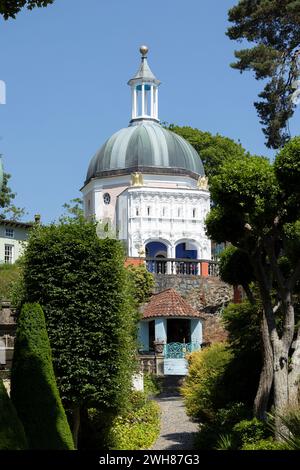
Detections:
[103, 193, 111, 205]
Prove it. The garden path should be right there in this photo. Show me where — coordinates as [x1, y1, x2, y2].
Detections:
[151, 387, 198, 450]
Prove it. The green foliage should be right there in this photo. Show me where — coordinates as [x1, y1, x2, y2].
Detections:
[232, 418, 269, 448]
[10, 303, 74, 449]
[0, 263, 21, 301]
[143, 373, 163, 397]
[126, 264, 155, 306]
[181, 343, 233, 422]
[0, 0, 54, 19]
[22, 220, 137, 419]
[0, 379, 27, 450]
[218, 245, 254, 288]
[107, 392, 160, 450]
[195, 402, 250, 450]
[275, 136, 300, 218]
[269, 407, 300, 449]
[166, 125, 248, 177]
[59, 198, 85, 223]
[242, 438, 285, 450]
[227, 0, 300, 148]
[0, 172, 26, 221]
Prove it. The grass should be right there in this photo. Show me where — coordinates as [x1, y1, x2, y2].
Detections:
[0, 263, 21, 302]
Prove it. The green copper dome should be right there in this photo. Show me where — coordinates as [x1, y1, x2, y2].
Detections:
[85, 121, 204, 184]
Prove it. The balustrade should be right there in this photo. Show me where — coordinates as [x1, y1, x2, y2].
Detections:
[145, 258, 218, 276]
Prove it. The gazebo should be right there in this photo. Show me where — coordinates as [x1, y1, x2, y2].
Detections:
[138, 288, 204, 375]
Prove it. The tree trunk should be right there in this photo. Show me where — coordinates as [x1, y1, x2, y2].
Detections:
[72, 406, 81, 449]
[288, 332, 300, 407]
[254, 312, 273, 420]
[273, 341, 289, 440]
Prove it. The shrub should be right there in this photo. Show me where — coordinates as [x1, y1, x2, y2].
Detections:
[10, 303, 74, 449]
[181, 343, 233, 422]
[143, 373, 163, 397]
[126, 264, 155, 306]
[108, 397, 160, 450]
[232, 418, 269, 448]
[221, 301, 262, 406]
[85, 392, 160, 450]
[195, 402, 250, 450]
[0, 379, 27, 450]
[268, 406, 300, 449]
[242, 438, 285, 450]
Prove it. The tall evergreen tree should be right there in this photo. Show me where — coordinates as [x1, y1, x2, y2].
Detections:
[21, 220, 137, 447]
[11, 303, 74, 449]
[227, 0, 300, 149]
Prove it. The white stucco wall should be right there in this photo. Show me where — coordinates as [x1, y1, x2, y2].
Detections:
[82, 173, 211, 259]
[0, 223, 30, 264]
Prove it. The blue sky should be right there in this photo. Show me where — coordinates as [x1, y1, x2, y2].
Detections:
[0, 0, 299, 223]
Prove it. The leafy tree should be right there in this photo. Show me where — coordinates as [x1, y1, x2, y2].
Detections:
[219, 245, 254, 303]
[227, 0, 300, 148]
[0, 0, 54, 20]
[167, 125, 249, 177]
[0, 379, 27, 449]
[21, 220, 137, 447]
[206, 137, 300, 437]
[126, 264, 155, 306]
[59, 197, 84, 223]
[11, 303, 74, 449]
[0, 170, 26, 221]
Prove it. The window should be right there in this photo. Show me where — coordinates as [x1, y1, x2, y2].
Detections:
[178, 208, 181, 217]
[147, 206, 151, 216]
[5, 228, 14, 238]
[193, 208, 196, 218]
[162, 207, 166, 216]
[4, 245, 13, 264]
[136, 207, 139, 216]
[103, 193, 111, 205]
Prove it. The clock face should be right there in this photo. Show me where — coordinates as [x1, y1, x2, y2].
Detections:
[103, 193, 111, 205]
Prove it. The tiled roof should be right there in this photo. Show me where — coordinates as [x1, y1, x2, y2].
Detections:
[141, 288, 204, 319]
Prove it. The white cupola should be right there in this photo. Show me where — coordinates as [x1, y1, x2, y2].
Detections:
[127, 45, 161, 123]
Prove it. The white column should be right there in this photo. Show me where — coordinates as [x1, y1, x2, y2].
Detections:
[141, 84, 145, 116]
[191, 319, 203, 348]
[155, 318, 167, 343]
[154, 87, 158, 119]
[132, 87, 137, 119]
[150, 85, 154, 118]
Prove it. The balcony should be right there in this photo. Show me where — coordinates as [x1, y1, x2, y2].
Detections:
[145, 258, 219, 276]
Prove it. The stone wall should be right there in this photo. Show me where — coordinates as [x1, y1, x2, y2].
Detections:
[0, 301, 16, 371]
[153, 274, 232, 344]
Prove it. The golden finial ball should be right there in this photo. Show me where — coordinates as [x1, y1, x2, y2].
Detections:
[140, 45, 148, 56]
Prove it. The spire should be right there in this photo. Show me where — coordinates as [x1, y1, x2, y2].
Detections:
[128, 46, 161, 123]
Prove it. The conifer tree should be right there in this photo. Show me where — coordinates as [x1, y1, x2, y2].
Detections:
[11, 303, 74, 449]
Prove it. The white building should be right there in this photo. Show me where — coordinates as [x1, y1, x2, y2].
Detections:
[82, 46, 211, 274]
[0, 220, 32, 264]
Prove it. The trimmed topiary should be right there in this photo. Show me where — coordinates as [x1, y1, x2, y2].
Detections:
[10, 303, 74, 449]
[0, 379, 27, 450]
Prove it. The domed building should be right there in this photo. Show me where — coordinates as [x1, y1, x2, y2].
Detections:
[81, 46, 215, 375]
[82, 46, 211, 273]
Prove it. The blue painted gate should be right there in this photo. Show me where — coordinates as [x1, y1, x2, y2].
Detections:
[163, 342, 201, 375]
